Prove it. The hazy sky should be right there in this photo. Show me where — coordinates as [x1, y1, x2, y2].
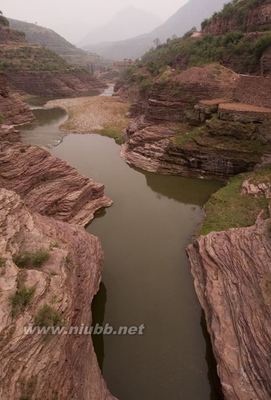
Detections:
[1, 0, 187, 43]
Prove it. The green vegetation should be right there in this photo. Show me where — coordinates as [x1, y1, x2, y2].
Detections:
[139, 32, 271, 76]
[0, 14, 9, 27]
[10, 286, 35, 317]
[0, 46, 72, 72]
[202, 0, 267, 31]
[172, 126, 204, 146]
[98, 127, 124, 144]
[13, 250, 50, 269]
[0, 256, 6, 268]
[201, 168, 271, 235]
[34, 304, 63, 328]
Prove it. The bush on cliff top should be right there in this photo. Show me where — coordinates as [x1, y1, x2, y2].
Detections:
[13, 250, 50, 269]
[10, 286, 36, 317]
[34, 304, 63, 328]
[201, 168, 271, 235]
[202, 0, 266, 31]
[139, 31, 271, 76]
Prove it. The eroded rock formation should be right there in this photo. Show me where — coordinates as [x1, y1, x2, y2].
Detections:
[0, 188, 116, 400]
[0, 140, 112, 226]
[0, 73, 34, 125]
[187, 211, 271, 400]
[6, 70, 105, 98]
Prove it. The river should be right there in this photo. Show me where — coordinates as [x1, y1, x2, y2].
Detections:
[21, 101, 222, 400]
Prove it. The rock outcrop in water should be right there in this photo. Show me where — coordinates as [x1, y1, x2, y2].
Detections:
[0, 188, 116, 400]
[187, 208, 271, 399]
[0, 140, 112, 226]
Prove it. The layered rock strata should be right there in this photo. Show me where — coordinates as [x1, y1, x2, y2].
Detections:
[6, 70, 105, 98]
[187, 201, 271, 400]
[0, 141, 112, 226]
[0, 73, 34, 125]
[0, 188, 116, 400]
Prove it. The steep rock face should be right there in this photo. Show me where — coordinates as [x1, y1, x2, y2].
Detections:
[187, 213, 271, 400]
[203, 0, 271, 35]
[0, 188, 116, 400]
[0, 142, 112, 226]
[0, 73, 34, 125]
[6, 70, 105, 98]
[121, 121, 259, 179]
[233, 75, 271, 108]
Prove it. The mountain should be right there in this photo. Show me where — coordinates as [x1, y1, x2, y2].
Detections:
[79, 6, 161, 47]
[8, 18, 106, 68]
[82, 0, 226, 60]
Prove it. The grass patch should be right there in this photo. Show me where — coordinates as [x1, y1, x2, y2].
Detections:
[34, 304, 63, 328]
[97, 126, 124, 144]
[0, 256, 6, 268]
[172, 126, 204, 146]
[10, 286, 35, 317]
[13, 250, 49, 269]
[201, 172, 270, 235]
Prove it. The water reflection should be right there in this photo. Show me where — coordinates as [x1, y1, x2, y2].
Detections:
[92, 282, 107, 370]
[21, 111, 223, 400]
[21, 108, 67, 148]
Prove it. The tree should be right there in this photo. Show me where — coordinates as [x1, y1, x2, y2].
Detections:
[153, 38, 161, 48]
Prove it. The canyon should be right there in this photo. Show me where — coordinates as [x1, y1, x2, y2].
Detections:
[1, 0, 271, 399]
[116, 1, 271, 399]
[0, 188, 116, 400]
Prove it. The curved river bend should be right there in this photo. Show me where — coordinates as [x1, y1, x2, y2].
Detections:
[21, 107, 222, 400]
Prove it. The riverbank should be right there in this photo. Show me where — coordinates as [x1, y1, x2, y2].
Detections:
[46, 95, 129, 144]
[187, 167, 271, 399]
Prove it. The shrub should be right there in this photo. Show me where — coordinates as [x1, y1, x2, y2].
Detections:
[34, 304, 62, 327]
[10, 286, 35, 317]
[13, 250, 49, 269]
[0, 256, 6, 268]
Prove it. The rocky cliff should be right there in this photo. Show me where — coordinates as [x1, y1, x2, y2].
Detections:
[0, 73, 34, 125]
[187, 171, 271, 400]
[121, 65, 271, 180]
[0, 188, 116, 400]
[202, 0, 271, 35]
[0, 139, 112, 226]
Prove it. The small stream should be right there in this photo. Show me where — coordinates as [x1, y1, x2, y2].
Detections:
[21, 97, 222, 400]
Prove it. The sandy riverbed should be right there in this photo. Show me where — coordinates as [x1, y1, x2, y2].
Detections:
[46, 95, 129, 141]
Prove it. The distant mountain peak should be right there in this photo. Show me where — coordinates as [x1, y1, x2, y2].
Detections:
[79, 7, 162, 47]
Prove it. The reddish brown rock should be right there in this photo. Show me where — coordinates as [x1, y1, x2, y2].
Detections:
[203, 0, 271, 35]
[0, 142, 112, 226]
[144, 65, 238, 123]
[187, 213, 271, 400]
[6, 70, 105, 98]
[0, 188, 117, 400]
[0, 73, 34, 125]
[122, 121, 260, 179]
[0, 25, 25, 43]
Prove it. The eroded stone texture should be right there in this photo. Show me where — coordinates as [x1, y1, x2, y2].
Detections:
[122, 120, 259, 179]
[187, 213, 271, 400]
[0, 142, 112, 226]
[0, 73, 34, 125]
[0, 188, 117, 400]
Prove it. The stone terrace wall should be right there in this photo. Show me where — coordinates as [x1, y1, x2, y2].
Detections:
[234, 75, 271, 108]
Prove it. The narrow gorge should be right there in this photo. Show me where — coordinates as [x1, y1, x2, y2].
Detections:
[0, 0, 271, 399]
